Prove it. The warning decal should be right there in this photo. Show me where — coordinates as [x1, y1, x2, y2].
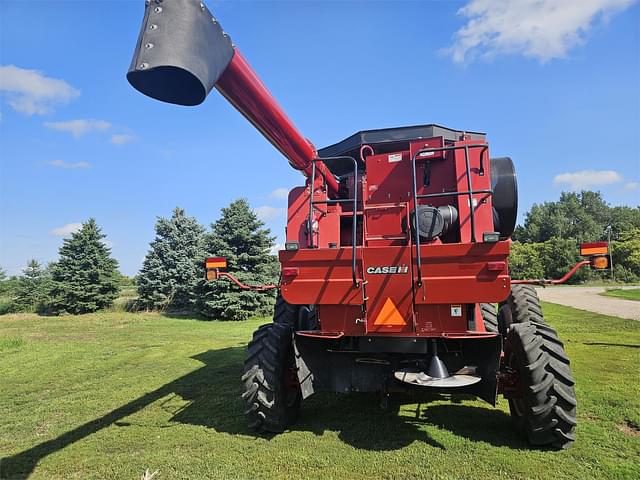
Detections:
[373, 297, 407, 326]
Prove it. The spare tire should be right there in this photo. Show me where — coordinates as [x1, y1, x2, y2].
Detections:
[490, 157, 518, 239]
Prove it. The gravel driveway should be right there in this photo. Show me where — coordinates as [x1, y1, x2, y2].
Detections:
[536, 286, 639, 321]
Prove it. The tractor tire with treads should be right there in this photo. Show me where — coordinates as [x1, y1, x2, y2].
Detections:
[273, 294, 297, 327]
[274, 292, 317, 331]
[480, 303, 499, 333]
[498, 284, 545, 336]
[507, 284, 546, 325]
[505, 321, 577, 449]
[242, 323, 301, 433]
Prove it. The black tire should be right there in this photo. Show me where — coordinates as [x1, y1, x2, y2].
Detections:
[480, 303, 499, 333]
[274, 294, 297, 327]
[505, 321, 577, 449]
[274, 293, 317, 331]
[507, 284, 545, 325]
[498, 284, 545, 336]
[241, 323, 301, 433]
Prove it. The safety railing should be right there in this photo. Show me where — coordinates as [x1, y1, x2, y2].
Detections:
[410, 144, 491, 287]
[309, 156, 360, 287]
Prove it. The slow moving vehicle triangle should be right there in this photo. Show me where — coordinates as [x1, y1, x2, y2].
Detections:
[373, 297, 407, 326]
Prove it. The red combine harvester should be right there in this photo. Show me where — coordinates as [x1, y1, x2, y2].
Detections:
[128, 0, 610, 449]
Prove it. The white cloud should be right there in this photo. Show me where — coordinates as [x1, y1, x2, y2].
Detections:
[269, 187, 289, 200]
[445, 0, 636, 63]
[269, 243, 284, 255]
[0, 65, 80, 115]
[51, 223, 82, 237]
[110, 133, 136, 145]
[253, 206, 286, 221]
[553, 169, 623, 190]
[623, 181, 639, 191]
[49, 160, 91, 169]
[44, 119, 110, 138]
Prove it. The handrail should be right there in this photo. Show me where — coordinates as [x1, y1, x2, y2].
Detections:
[310, 156, 360, 287]
[410, 143, 489, 288]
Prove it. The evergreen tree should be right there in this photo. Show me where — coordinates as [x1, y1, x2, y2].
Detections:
[137, 207, 206, 310]
[0, 267, 7, 295]
[49, 219, 120, 314]
[14, 259, 51, 312]
[196, 199, 278, 321]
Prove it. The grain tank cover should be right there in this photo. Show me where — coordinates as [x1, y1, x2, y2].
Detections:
[319, 124, 485, 158]
[127, 0, 234, 106]
[319, 124, 485, 176]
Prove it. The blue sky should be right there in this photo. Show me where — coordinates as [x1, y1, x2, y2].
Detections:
[1, 0, 638, 276]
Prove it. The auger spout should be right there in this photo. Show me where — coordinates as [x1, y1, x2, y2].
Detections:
[127, 0, 339, 194]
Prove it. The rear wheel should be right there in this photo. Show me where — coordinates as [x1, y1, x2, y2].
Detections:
[499, 284, 545, 336]
[273, 294, 297, 327]
[241, 323, 301, 433]
[480, 303, 499, 333]
[504, 319, 577, 448]
[274, 293, 317, 331]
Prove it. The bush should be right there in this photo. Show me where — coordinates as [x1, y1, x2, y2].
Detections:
[0, 298, 18, 315]
[613, 265, 639, 283]
[508, 242, 544, 280]
[611, 228, 640, 279]
[539, 238, 591, 284]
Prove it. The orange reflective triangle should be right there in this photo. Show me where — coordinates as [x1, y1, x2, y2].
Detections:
[373, 297, 407, 326]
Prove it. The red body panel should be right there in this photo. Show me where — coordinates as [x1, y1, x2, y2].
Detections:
[279, 132, 510, 339]
[280, 248, 362, 305]
[362, 247, 414, 334]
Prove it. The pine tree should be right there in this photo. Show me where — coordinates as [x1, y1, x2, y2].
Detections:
[14, 259, 51, 312]
[0, 267, 7, 294]
[195, 199, 279, 321]
[137, 207, 206, 311]
[49, 219, 120, 314]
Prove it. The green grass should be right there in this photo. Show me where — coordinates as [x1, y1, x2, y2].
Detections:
[601, 288, 640, 301]
[1, 305, 638, 480]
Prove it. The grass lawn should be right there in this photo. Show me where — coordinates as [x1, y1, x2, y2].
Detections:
[601, 288, 640, 302]
[1, 304, 638, 480]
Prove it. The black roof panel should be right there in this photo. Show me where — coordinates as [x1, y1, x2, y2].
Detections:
[318, 124, 486, 176]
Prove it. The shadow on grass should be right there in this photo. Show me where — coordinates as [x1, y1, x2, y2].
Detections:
[1, 347, 523, 479]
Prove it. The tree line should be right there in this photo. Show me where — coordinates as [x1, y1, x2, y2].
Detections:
[0, 219, 121, 315]
[511, 191, 640, 282]
[0, 199, 278, 319]
[1, 191, 638, 318]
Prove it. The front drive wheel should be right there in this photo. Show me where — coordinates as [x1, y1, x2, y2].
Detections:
[505, 321, 577, 449]
[241, 323, 301, 433]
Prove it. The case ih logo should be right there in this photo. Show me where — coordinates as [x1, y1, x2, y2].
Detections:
[366, 265, 409, 275]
